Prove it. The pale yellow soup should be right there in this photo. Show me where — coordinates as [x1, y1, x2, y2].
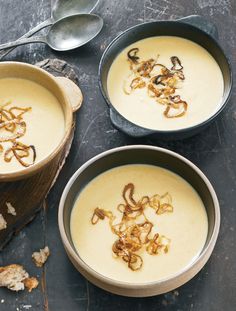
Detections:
[0, 78, 65, 173]
[107, 36, 224, 130]
[71, 164, 208, 284]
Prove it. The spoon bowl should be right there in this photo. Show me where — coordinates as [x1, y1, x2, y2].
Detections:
[52, 0, 99, 20]
[47, 14, 103, 51]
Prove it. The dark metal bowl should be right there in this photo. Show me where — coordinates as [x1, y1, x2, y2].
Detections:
[98, 15, 232, 140]
[58, 145, 220, 297]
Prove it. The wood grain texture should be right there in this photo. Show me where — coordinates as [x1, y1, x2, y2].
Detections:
[0, 0, 236, 310]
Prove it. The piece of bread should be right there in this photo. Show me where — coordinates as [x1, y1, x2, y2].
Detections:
[6, 202, 16, 216]
[0, 264, 28, 291]
[0, 264, 38, 292]
[0, 214, 7, 231]
[23, 277, 39, 292]
[32, 246, 50, 267]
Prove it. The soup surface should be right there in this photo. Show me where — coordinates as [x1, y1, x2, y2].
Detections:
[71, 164, 208, 283]
[107, 36, 224, 130]
[0, 78, 65, 173]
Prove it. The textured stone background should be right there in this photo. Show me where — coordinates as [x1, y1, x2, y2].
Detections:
[0, 0, 235, 310]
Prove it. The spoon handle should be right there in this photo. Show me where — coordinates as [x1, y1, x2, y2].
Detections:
[0, 36, 47, 51]
[0, 18, 52, 59]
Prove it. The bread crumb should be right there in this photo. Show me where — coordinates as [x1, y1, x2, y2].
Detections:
[0, 264, 38, 292]
[0, 214, 7, 231]
[0, 264, 28, 291]
[32, 246, 50, 267]
[6, 202, 16, 216]
[1, 299, 4, 303]
[23, 305, 32, 310]
[23, 277, 39, 292]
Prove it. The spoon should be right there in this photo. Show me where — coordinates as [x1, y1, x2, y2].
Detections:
[0, 0, 99, 59]
[0, 14, 103, 52]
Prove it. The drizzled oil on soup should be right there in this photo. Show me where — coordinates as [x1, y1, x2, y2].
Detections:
[70, 164, 208, 284]
[0, 78, 65, 173]
[107, 36, 224, 130]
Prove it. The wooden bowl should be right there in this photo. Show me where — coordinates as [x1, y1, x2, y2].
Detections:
[0, 61, 82, 181]
[58, 145, 220, 297]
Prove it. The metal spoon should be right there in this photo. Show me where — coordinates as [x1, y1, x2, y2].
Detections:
[52, 0, 99, 20]
[0, 0, 99, 59]
[0, 14, 103, 52]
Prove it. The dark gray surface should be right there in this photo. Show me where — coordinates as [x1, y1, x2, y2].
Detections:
[0, 0, 235, 310]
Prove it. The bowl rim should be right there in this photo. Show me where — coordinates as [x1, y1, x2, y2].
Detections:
[58, 145, 220, 289]
[0, 61, 73, 181]
[98, 20, 233, 134]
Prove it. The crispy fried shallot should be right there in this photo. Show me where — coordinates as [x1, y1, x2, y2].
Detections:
[91, 207, 106, 224]
[123, 75, 146, 95]
[171, 56, 183, 71]
[164, 96, 188, 118]
[0, 103, 35, 167]
[4, 141, 36, 167]
[130, 77, 146, 90]
[147, 83, 162, 98]
[124, 48, 188, 118]
[137, 59, 155, 77]
[91, 183, 173, 271]
[146, 234, 170, 255]
[0, 119, 27, 142]
[152, 74, 168, 86]
[127, 48, 140, 64]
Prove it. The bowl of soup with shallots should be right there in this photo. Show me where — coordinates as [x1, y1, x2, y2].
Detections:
[58, 145, 220, 297]
[99, 17, 232, 139]
[0, 62, 81, 181]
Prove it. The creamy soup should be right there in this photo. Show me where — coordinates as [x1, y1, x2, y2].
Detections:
[0, 78, 65, 173]
[71, 164, 208, 283]
[107, 36, 224, 130]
